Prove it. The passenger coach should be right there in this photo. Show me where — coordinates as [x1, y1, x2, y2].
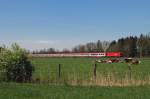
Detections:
[30, 52, 121, 58]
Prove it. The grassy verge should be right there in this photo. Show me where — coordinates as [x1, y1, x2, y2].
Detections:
[0, 83, 149, 99]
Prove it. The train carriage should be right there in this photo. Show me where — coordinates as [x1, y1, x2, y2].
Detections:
[30, 52, 121, 58]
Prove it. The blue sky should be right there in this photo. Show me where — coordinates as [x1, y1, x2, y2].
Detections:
[0, 0, 150, 50]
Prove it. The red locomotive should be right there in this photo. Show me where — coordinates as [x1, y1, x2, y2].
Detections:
[106, 52, 122, 57]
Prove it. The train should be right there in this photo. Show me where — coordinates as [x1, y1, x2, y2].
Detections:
[30, 52, 122, 58]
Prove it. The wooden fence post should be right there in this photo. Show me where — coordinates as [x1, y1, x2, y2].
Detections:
[58, 64, 61, 79]
[128, 64, 132, 80]
[93, 63, 97, 79]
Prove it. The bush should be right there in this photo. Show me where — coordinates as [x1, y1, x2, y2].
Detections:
[0, 43, 34, 83]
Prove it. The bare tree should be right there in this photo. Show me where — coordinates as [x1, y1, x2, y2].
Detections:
[47, 48, 56, 53]
[72, 44, 86, 52]
[137, 34, 148, 58]
[62, 48, 71, 53]
[96, 40, 103, 52]
[101, 41, 110, 52]
[86, 42, 97, 52]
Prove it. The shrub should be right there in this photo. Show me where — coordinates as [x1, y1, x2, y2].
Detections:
[0, 43, 34, 83]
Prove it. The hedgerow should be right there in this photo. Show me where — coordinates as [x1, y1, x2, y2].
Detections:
[0, 43, 34, 83]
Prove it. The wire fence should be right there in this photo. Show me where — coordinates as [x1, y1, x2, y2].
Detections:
[1, 63, 150, 86]
[29, 63, 150, 86]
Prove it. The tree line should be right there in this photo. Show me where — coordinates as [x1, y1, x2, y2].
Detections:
[32, 33, 150, 57]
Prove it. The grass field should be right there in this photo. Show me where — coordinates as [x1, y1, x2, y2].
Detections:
[0, 58, 150, 99]
[0, 83, 150, 99]
[30, 57, 150, 86]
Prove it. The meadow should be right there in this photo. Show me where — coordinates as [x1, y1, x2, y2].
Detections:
[30, 57, 150, 86]
[0, 57, 150, 99]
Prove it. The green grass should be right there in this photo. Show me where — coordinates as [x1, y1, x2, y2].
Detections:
[0, 58, 149, 98]
[0, 83, 150, 99]
[31, 57, 150, 73]
[30, 57, 150, 85]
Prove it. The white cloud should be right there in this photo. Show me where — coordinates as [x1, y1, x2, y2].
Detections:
[36, 40, 55, 44]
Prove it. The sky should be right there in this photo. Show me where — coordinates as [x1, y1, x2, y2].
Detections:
[0, 0, 150, 50]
